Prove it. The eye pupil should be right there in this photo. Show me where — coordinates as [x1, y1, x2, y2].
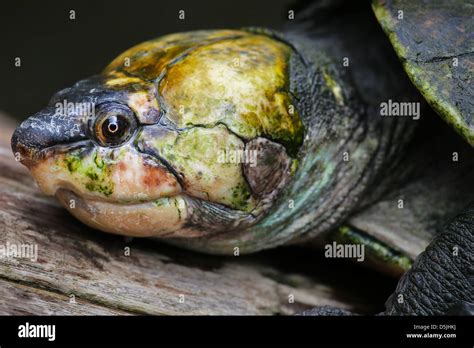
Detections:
[108, 121, 119, 134]
[101, 115, 128, 141]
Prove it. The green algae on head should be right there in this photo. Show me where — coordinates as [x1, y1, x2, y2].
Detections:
[63, 149, 114, 196]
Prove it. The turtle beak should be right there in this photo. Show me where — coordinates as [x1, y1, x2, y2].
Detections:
[11, 106, 88, 168]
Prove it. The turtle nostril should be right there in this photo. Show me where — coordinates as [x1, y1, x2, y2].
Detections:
[11, 127, 22, 155]
[10, 105, 89, 167]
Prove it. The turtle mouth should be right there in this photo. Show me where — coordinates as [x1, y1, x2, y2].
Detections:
[55, 188, 193, 238]
[55, 187, 165, 207]
[55, 186, 260, 239]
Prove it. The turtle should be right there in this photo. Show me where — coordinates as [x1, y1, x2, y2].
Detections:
[10, 0, 473, 315]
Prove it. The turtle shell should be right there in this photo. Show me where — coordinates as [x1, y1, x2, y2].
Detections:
[373, 0, 474, 145]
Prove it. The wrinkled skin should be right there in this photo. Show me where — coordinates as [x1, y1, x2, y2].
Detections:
[384, 203, 474, 315]
[293, 0, 474, 316]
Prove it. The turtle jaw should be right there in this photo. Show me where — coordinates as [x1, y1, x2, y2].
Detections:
[54, 188, 257, 239]
[55, 188, 191, 238]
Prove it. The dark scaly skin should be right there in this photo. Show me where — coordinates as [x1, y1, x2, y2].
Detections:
[293, 0, 474, 315]
[299, 306, 354, 316]
[384, 203, 474, 315]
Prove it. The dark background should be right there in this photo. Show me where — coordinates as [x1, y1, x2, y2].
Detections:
[0, 0, 293, 120]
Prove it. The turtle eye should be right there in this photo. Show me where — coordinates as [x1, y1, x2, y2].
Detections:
[92, 103, 137, 147]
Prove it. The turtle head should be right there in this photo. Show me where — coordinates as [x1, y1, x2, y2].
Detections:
[10, 73, 185, 237]
[11, 30, 304, 239]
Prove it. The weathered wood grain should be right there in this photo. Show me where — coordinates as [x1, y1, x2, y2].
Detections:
[0, 113, 390, 315]
[0, 279, 129, 315]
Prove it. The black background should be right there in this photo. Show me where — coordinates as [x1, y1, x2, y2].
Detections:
[0, 0, 292, 120]
[1, 315, 473, 345]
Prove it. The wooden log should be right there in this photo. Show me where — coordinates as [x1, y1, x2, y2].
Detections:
[0, 279, 129, 315]
[0, 112, 388, 315]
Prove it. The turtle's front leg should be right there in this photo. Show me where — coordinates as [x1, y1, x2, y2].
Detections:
[301, 203, 474, 316]
[384, 203, 474, 315]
